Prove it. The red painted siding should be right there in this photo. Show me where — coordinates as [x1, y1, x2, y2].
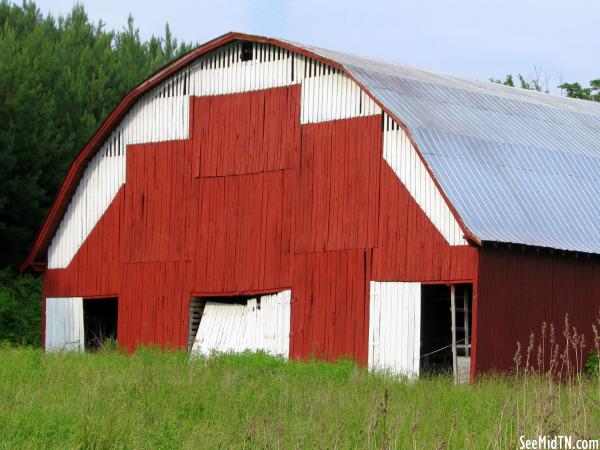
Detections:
[295, 118, 380, 253]
[291, 248, 370, 363]
[192, 86, 301, 177]
[476, 247, 600, 373]
[123, 141, 193, 263]
[42, 85, 478, 363]
[191, 170, 294, 293]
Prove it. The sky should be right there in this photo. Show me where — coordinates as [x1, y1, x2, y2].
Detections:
[32, 0, 600, 94]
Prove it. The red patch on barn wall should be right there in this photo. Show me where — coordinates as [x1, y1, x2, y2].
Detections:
[291, 248, 370, 363]
[192, 86, 301, 177]
[190, 169, 294, 293]
[43, 84, 478, 362]
[295, 118, 381, 253]
[123, 141, 193, 263]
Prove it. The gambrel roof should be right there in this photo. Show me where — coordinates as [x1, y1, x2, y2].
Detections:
[23, 32, 600, 270]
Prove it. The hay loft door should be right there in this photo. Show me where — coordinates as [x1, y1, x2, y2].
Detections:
[189, 290, 291, 357]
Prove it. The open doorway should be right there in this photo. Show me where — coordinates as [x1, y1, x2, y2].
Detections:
[420, 285, 453, 374]
[420, 284, 472, 381]
[83, 297, 118, 351]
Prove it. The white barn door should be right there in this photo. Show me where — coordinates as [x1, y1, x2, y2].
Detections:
[45, 297, 84, 352]
[191, 290, 291, 357]
[369, 282, 421, 377]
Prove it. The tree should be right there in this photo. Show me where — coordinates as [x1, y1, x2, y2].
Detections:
[558, 80, 600, 102]
[0, 1, 193, 269]
[0, 267, 41, 345]
[0, 1, 193, 345]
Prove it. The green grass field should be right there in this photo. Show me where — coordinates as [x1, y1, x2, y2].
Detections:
[0, 346, 598, 449]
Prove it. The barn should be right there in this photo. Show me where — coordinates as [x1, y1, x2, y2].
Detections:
[22, 32, 600, 381]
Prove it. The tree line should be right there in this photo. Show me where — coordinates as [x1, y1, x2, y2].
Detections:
[0, 1, 598, 345]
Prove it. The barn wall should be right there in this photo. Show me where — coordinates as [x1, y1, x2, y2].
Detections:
[43, 78, 476, 359]
[476, 247, 600, 373]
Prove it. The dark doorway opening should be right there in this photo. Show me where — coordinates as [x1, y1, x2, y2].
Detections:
[83, 297, 118, 351]
[420, 285, 453, 374]
[420, 284, 472, 377]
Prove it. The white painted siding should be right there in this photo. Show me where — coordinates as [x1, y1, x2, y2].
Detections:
[188, 42, 293, 96]
[191, 290, 291, 357]
[300, 70, 381, 124]
[383, 114, 467, 246]
[45, 297, 84, 352]
[369, 282, 421, 377]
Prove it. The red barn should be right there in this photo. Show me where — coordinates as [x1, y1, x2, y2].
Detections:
[23, 33, 600, 380]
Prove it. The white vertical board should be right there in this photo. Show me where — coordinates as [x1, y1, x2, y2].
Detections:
[191, 290, 291, 357]
[300, 69, 381, 124]
[383, 115, 467, 246]
[45, 297, 84, 352]
[369, 282, 421, 377]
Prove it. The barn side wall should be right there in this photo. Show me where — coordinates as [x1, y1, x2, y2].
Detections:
[42, 82, 477, 363]
[476, 247, 600, 373]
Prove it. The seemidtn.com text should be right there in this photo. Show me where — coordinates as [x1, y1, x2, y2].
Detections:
[520, 436, 599, 450]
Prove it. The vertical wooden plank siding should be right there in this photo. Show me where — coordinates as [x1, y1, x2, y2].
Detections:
[45, 43, 385, 269]
[476, 247, 600, 373]
[295, 117, 381, 253]
[192, 86, 301, 177]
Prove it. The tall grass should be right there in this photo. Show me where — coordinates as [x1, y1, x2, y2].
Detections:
[1, 342, 598, 449]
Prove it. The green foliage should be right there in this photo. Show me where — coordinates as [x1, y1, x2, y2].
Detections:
[558, 80, 600, 102]
[585, 351, 599, 377]
[490, 73, 547, 92]
[0, 348, 598, 448]
[492, 72, 600, 102]
[490, 74, 514, 87]
[0, 267, 42, 345]
[0, 1, 192, 268]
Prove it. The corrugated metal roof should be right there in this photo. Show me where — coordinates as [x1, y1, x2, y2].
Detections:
[287, 40, 600, 254]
